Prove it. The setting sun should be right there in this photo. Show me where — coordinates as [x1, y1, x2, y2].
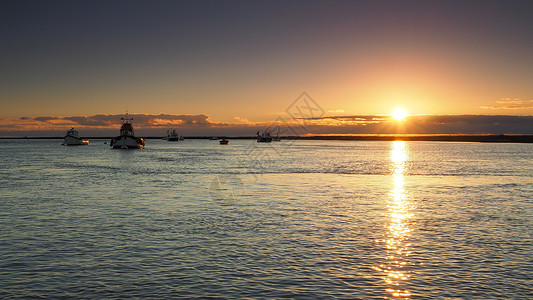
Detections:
[392, 109, 407, 121]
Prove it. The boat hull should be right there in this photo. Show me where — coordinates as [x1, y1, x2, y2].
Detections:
[257, 137, 272, 142]
[63, 135, 89, 145]
[110, 135, 145, 149]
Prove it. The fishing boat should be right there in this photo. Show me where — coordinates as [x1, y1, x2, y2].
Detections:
[166, 129, 180, 141]
[256, 131, 272, 143]
[209, 136, 218, 140]
[62, 128, 89, 145]
[219, 138, 229, 145]
[110, 114, 145, 149]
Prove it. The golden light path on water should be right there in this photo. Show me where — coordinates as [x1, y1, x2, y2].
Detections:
[373, 141, 414, 298]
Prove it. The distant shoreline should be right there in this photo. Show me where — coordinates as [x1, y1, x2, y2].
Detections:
[2, 135, 533, 143]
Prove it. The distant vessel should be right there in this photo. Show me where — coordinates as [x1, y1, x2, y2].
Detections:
[219, 138, 229, 145]
[209, 136, 218, 140]
[256, 131, 272, 143]
[272, 128, 281, 141]
[62, 128, 89, 146]
[110, 114, 145, 149]
[166, 129, 181, 141]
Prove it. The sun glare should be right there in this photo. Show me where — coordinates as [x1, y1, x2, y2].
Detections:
[392, 109, 407, 121]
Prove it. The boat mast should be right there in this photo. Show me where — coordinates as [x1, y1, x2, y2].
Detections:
[120, 112, 134, 136]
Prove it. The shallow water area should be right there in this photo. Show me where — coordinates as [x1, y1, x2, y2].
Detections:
[1, 139, 532, 298]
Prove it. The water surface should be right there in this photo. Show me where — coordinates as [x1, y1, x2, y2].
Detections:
[1, 139, 532, 298]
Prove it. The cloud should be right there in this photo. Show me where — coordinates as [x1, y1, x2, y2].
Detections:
[0, 113, 227, 136]
[63, 115, 112, 126]
[132, 113, 213, 126]
[234, 116, 252, 124]
[497, 97, 523, 104]
[2, 114, 533, 136]
[295, 114, 533, 134]
[482, 98, 533, 110]
[34, 116, 61, 122]
[480, 105, 533, 110]
[31, 113, 216, 127]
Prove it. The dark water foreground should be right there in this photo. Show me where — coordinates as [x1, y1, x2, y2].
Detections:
[1, 139, 532, 298]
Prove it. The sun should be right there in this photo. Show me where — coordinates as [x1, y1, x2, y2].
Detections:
[392, 108, 407, 121]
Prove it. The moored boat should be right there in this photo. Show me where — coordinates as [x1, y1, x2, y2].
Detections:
[110, 114, 145, 149]
[62, 128, 89, 145]
[167, 129, 180, 141]
[256, 131, 272, 143]
[219, 138, 229, 145]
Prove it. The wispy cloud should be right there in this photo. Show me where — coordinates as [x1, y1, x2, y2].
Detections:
[233, 116, 252, 124]
[480, 105, 533, 110]
[481, 98, 533, 110]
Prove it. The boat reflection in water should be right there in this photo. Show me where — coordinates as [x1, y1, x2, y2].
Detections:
[373, 141, 415, 298]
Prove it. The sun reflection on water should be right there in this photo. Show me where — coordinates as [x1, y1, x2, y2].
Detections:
[373, 141, 414, 298]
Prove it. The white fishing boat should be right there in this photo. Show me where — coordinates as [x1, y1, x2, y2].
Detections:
[110, 114, 145, 149]
[209, 136, 218, 140]
[257, 131, 272, 143]
[62, 128, 89, 145]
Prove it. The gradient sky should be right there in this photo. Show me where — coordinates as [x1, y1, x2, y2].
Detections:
[1, 0, 532, 135]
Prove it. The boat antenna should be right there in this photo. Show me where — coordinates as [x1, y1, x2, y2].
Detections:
[121, 110, 133, 123]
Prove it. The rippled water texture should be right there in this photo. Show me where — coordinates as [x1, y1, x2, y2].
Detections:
[1, 139, 532, 298]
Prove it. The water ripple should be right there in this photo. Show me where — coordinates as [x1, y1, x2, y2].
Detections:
[0, 139, 531, 298]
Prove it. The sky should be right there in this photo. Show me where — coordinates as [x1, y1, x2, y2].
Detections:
[1, 0, 532, 136]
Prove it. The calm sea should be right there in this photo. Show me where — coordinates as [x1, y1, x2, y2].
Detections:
[1, 139, 531, 299]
